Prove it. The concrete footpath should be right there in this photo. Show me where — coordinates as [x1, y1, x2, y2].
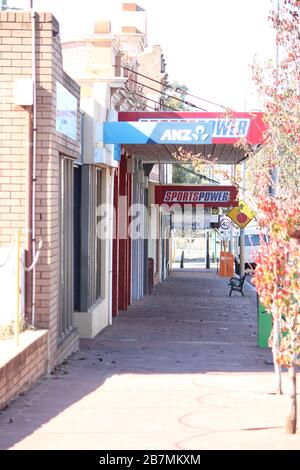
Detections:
[0, 269, 299, 450]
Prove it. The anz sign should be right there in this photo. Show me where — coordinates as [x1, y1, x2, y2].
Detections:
[139, 118, 251, 139]
[159, 123, 211, 143]
[103, 121, 213, 145]
[103, 118, 251, 145]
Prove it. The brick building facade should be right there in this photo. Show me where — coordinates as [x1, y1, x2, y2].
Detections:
[0, 3, 172, 408]
[0, 10, 80, 407]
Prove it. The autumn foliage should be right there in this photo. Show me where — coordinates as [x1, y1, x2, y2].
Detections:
[249, 0, 300, 372]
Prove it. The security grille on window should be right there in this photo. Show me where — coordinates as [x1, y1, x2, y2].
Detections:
[96, 169, 102, 300]
[59, 156, 74, 338]
[79, 166, 102, 312]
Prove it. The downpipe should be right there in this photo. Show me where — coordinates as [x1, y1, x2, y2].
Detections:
[31, 8, 37, 327]
[108, 168, 115, 326]
[25, 108, 33, 321]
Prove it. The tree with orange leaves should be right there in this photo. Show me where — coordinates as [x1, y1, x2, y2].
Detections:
[175, 0, 300, 433]
[249, 0, 300, 433]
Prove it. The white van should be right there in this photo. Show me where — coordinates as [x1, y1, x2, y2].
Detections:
[233, 225, 268, 274]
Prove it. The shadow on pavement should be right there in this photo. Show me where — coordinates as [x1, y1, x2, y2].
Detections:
[0, 269, 275, 450]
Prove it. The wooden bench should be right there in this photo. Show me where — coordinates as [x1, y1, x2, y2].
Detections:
[228, 274, 247, 296]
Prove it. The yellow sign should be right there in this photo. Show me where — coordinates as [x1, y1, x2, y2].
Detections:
[227, 200, 256, 228]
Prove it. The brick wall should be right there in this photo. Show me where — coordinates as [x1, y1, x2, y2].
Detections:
[123, 3, 138, 12]
[0, 11, 80, 376]
[0, 330, 48, 409]
[139, 45, 165, 82]
[0, 12, 31, 245]
[138, 45, 166, 107]
[62, 39, 115, 81]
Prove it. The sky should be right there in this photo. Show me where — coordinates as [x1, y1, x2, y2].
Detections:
[8, 0, 276, 111]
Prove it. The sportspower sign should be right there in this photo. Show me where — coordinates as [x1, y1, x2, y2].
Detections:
[164, 190, 230, 203]
[155, 185, 238, 208]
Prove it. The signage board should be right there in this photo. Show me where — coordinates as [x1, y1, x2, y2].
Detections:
[219, 252, 234, 277]
[155, 185, 238, 208]
[172, 216, 219, 232]
[227, 200, 256, 228]
[220, 216, 232, 231]
[56, 81, 77, 141]
[104, 121, 213, 145]
[219, 229, 232, 241]
[118, 112, 265, 145]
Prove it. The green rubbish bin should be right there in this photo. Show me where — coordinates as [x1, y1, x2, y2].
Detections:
[257, 295, 272, 348]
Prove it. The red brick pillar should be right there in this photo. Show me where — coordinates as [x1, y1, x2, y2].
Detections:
[118, 154, 128, 311]
[112, 169, 119, 316]
[127, 169, 132, 307]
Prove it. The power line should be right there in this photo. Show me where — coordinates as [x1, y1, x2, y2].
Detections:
[173, 85, 229, 111]
[127, 76, 207, 111]
[173, 163, 219, 184]
[114, 64, 207, 110]
[133, 91, 178, 112]
[115, 64, 229, 110]
[132, 100, 156, 111]
[134, 100, 157, 111]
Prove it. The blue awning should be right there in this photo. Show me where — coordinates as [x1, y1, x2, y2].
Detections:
[103, 121, 213, 145]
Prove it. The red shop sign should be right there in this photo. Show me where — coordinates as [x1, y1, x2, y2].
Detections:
[155, 185, 238, 208]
